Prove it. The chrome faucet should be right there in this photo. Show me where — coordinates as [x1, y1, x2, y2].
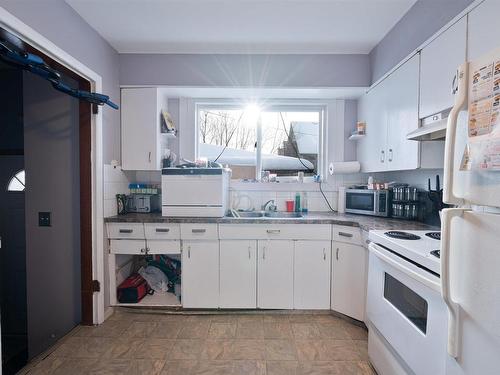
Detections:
[262, 199, 277, 212]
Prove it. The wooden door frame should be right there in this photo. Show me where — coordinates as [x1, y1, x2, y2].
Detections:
[0, 8, 106, 325]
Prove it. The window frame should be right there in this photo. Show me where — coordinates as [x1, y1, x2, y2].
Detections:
[195, 100, 327, 182]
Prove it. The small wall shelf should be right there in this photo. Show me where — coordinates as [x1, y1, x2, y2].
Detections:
[348, 133, 366, 141]
[161, 131, 177, 140]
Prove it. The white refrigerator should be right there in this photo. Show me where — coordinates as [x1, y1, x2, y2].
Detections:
[442, 46, 500, 374]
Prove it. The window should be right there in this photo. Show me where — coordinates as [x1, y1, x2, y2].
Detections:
[198, 104, 323, 180]
[7, 170, 25, 191]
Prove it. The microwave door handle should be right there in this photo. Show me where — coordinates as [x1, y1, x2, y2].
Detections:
[441, 208, 468, 358]
[373, 192, 379, 214]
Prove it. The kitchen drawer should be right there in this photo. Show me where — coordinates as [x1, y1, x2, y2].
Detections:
[180, 223, 219, 240]
[144, 223, 181, 240]
[333, 225, 362, 245]
[147, 240, 181, 254]
[110, 239, 146, 254]
[107, 223, 145, 239]
[219, 224, 331, 240]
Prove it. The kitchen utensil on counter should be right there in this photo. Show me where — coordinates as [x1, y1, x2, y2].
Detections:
[116, 194, 127, 215]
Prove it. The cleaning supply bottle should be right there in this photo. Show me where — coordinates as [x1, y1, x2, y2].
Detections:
[301, 192, 308, 214]
[295, 192, 301, 213]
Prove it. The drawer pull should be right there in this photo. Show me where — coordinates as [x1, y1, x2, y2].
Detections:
[119, 229, 133, 234]
[338, 232, 353, 238]
[188, 246, 191, 258]
[336, 248, 339, 261]
[323, 248, 326, 260]
[156, 228, 170, 233]
[266, 229, 281, 234]
[191, 229, 207, 233]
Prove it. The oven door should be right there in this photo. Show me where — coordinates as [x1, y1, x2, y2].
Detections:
[345, 190, 376, 215]
[367, 243, 448, 375]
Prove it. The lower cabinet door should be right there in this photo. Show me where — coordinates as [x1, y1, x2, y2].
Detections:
[294, 240, 331, 309]
[182, 240, 219, 308]
[257, 240, 294, 309]
[331, 241, 367, 321]
[219, 240, 257, 308]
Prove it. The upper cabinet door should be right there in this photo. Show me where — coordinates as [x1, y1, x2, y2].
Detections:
[420, 17, 467, 118]
[386, 54, 420, 171]
[468, 0, 500, 61]
[121, 88, 162, 170]
[357, 82, 388, 173]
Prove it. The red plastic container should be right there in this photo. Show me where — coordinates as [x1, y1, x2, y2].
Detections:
[286, 200, 295, 212]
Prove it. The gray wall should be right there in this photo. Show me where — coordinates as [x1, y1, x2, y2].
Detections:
[0, 0, 121, 163]
[369, 0, 475, 83]
[23, 72, 81, 359]
[119, 54, 371, 87]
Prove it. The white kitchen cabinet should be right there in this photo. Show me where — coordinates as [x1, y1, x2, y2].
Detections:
[182, 240, 219, 308]
[331, 241, 367, 321]
[257, 240, 294, 309]
[357, 54, 421, 172]
[468, 0, 500, 61]
[385, 54, 420, 171]
[294, 240, 331, 309]
[357, 81, 388, 173]
[121, 88, 166, 170]
[420, 17, 467, 118]
[219, 240, 257, 308]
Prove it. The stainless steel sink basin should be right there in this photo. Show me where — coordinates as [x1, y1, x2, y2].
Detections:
[227, 211, 264, 218]
[264, 212, 303, 218]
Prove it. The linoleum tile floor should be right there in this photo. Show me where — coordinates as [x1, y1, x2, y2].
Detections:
[22, 310, 375, 375]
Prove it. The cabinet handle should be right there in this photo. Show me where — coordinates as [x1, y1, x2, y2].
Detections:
[188, 246, 191, 258]
[119, 229, 133, 234]
[388, 148, 393, 162]
[148, 151, 151, 162]
[338, 232, 353, 238]
[262, 246, 266, 260]
[248, 246, 251, 259]
[191, 229, 206, 233]
[336, 248, 339, 261]
[140, 248, 146, 254]
[155, 228, 170, 233]
[380, 150, 385, 163]
[266, 229, 280, 234]
[323, 248, 326, 260]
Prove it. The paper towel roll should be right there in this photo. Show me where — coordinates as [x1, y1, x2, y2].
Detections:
[329, 161, 361, 175]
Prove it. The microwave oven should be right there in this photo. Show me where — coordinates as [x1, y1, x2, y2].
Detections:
[345, 189, 389, 217]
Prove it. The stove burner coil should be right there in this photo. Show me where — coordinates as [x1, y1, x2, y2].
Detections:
[384, 231, 421, 240]
[425, 232, 441, 240]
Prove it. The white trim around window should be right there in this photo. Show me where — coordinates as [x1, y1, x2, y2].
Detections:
[193, 98, 330, 181]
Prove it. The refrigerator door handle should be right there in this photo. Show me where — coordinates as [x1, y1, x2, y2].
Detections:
[441, 208, 469, 358]
[443, 63, 468, 206]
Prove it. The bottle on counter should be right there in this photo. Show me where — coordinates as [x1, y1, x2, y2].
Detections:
[295, 192, 301, 213]
[301, 192, 308, 214]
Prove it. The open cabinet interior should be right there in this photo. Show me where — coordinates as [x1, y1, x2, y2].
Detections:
[112, 253, 182, 307]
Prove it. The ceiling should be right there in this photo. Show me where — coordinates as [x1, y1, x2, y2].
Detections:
[66, 0, 416, 54]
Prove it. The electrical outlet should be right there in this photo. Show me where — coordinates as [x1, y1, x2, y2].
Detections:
[38, 212, 51, 227]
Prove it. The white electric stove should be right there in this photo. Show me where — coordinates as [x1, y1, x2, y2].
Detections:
[366, 229, 447, 375]
[369, 229, 441, 275]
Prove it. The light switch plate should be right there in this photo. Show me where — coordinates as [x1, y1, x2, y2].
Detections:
[39, 212, 51, 227]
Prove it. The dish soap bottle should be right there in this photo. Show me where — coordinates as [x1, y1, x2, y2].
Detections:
[295, 192, 301, 213]
[301, 192, 308, 214]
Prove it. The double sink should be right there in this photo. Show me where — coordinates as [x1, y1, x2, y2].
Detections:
[227, 211, 304, 219]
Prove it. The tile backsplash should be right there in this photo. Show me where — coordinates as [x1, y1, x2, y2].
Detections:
[103, 164, 132, 217]
[230, 188, 338, 212]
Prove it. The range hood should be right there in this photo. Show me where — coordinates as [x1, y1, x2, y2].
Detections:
[407, 109, 450, 141]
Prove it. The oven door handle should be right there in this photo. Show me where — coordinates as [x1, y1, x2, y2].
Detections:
[441, 208, 468, 358]
[369, 243, 440, 291]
